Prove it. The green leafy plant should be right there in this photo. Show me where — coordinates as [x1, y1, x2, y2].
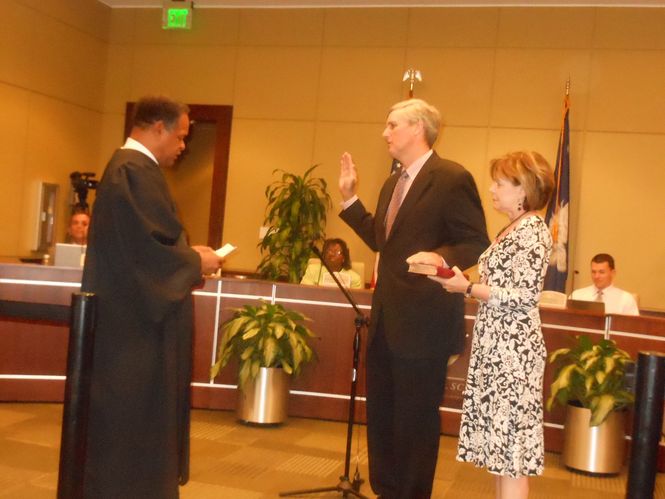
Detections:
[546, 335, 634, 426]
[257, 166, 332, 283]
[210, 301, 316, 389]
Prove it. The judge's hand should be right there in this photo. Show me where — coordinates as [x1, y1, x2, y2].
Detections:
[429, 266, 469, 294]
[406, 251, 447, 268]
[192, 246, 223, 275]
[339, 152, 358, 201]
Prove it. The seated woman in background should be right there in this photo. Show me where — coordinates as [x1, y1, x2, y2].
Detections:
[301, 238, 363, 289]
[66, 208, 90, 245]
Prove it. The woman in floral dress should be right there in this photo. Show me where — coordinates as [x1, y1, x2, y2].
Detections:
[408, 151, 554, 498]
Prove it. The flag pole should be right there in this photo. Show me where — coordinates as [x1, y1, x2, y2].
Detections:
[552, 79, 570, 231]
[543, 79, 572, 292]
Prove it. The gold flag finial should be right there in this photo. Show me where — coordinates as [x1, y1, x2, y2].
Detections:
[402, 69, 422, 98]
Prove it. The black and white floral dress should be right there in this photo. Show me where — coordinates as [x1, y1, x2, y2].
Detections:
[456, 215, 552, 478]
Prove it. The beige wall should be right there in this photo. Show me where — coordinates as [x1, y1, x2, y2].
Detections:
[1, 2, 664, 310]
[0, 0, 110, 256]
[163, 122, 216, 246]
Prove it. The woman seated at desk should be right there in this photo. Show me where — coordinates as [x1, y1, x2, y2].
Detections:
[301, 238, 363, 289]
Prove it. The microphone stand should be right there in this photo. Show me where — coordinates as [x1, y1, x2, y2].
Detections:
[279, 245, 370, 499]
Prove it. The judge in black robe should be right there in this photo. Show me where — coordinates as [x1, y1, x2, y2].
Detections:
[81, 97, 221, 499]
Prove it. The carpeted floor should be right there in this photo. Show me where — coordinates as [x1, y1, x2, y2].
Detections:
[0, 403, 663, 498]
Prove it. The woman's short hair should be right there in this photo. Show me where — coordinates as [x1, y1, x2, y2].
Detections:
[389, 99, 441, 148]
[323, 238, 352, 270]
[132, 96, 189, 131]
[489, 151, 555, 211]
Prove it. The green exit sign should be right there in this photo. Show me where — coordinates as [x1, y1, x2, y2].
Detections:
[162, 1, 192, 30]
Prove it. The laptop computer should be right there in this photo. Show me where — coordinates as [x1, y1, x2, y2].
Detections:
[566, 299, 605, 314]
[54, 243, 86, 268]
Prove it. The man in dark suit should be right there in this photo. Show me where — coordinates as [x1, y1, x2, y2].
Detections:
[339, 98, 489, 498]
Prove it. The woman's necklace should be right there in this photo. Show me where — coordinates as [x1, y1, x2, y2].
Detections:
[496, 210, 531, 240]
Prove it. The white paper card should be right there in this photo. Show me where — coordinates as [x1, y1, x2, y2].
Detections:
[215, 243, 237, 258]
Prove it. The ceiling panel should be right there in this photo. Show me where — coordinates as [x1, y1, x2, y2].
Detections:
[99, 0, 665, 8]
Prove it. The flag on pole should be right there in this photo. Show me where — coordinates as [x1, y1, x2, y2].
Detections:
[543, 92, 571, 292]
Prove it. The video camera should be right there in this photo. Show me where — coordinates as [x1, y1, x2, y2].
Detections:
[70, 171, 98, 210]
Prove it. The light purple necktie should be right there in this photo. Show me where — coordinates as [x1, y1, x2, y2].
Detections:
[385, 169, 409, 237]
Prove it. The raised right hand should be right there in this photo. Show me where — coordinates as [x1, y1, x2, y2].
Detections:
[339, 152, 358, 201]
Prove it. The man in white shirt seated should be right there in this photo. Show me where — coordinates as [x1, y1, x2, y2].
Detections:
[570, 253, 639, 316]
[66, 208, 90, 245]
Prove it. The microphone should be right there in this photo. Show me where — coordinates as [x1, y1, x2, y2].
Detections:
[310, 243, 323, 260]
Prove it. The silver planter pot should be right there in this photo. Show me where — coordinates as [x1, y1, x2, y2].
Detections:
[562, 404, 626, 474]
[236, 367, 289, 424]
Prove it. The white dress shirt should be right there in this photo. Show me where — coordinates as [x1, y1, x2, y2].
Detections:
[570, 284, 639, 316]
[122, 137, 158, 165]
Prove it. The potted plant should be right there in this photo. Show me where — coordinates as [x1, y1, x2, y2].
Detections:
[211, 301, 316, 424]
[257, 166, 332, 283]
[547, 334, 635, 473]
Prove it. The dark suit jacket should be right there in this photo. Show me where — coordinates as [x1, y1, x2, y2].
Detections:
[341, 152, 489, 359]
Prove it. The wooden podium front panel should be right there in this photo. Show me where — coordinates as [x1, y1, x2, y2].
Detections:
[275, 283, 372, 422]
[190, 278, 223, 384]
[540, 308, 607, 452]
[0, 263, 81, 305]
[3, 262, 665, 458]
[0, 264, 80, 401]
[191, 279, 375, 422]
[191, 278, 279, 411]
[608, 314, 665, 470]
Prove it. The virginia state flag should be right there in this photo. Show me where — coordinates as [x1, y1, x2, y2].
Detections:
[544, 94, 571, 292]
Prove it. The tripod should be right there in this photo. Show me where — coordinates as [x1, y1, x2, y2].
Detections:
[279, 245, 370, 499]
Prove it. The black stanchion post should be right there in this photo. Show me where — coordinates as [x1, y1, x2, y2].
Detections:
[626, 351, 665, 499]
[57, 292, 97, 499]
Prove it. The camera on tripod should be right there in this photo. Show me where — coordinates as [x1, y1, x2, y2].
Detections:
[70, 171, 98, 210]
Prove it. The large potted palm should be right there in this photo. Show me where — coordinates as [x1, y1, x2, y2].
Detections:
[547, 335, 634, 473]
[211, 301, 316, 424]
[257, 166, 332, 283]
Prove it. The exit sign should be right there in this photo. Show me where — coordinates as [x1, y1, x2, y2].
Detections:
[162, 0, 192, 30]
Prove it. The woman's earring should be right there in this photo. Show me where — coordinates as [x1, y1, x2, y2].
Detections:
[518, 200, 524, 212]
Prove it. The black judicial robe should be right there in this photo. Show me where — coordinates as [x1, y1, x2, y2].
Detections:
[81, 149, 201, 499]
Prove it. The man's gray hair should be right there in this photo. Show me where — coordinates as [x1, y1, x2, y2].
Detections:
[389, 98, 441, 147]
